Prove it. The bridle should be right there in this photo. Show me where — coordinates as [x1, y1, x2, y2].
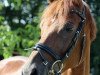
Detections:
[34, 6, 86, 75]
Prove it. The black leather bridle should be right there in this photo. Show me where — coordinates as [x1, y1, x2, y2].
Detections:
[34, 6, 86, 75]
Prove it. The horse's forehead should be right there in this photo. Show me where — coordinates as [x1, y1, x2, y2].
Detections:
[40, 19, 65, 31]
[40, 0, 84, 29]
[40, 14, 68, 29]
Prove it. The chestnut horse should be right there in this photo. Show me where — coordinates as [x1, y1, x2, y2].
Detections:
[0, 0, 97, 75]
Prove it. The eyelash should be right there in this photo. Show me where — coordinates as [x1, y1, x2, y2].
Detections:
[66, 27, 74, 32]
[65, 22, 74, 32]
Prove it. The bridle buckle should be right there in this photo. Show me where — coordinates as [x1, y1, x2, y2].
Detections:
[49, 60, 63, 75]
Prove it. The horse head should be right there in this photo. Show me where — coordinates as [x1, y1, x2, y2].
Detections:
[22, 0, 97, 75]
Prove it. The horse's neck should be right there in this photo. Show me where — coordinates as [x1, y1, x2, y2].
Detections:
[63, 34, 91, 75]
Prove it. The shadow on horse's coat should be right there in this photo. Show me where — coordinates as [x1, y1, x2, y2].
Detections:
[0, 0, 97, 75]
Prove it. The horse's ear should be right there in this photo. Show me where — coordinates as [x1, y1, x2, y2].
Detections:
[47, 0, 55, 4]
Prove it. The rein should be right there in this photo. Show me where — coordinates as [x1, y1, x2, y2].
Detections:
[34, 6, 86, 75]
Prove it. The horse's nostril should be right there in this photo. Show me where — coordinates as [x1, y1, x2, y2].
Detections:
[31, 68, 38, 75]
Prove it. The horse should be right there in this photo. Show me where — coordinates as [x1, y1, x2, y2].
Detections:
[0, 0, 97, 75]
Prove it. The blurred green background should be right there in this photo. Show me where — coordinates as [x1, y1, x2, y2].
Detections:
[0, 0, 99, 75]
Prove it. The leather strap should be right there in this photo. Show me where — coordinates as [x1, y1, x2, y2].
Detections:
[34, 44, 61, 60]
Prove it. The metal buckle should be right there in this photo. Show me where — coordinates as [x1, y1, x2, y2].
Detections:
[49, 60, 63, 75]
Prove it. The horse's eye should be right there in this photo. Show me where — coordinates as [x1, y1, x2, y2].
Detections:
[65, 21, 74, 32]
[66, 27, 74, 32]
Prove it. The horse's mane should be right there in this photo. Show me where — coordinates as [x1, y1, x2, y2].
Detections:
[40, 0, 97, 41]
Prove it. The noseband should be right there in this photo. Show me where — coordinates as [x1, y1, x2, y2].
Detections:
[34, 6, 86, 75]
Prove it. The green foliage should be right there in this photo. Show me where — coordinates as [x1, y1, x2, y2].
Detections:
[0, 0, 46, 58]
[0, 25, 19, 58]
[0, 24, 40, 58]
